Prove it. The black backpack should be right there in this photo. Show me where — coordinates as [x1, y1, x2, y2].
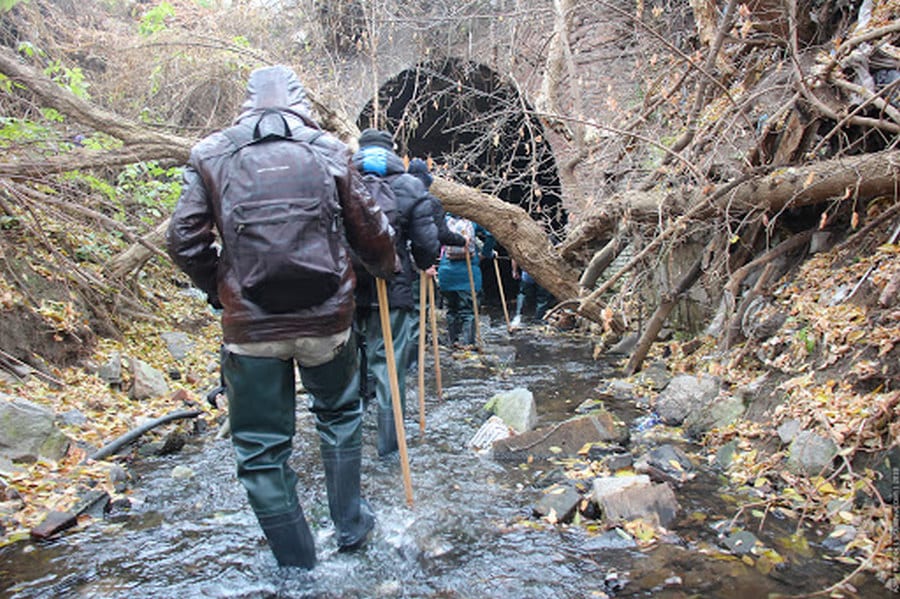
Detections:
[361, 172, 399, 230]
[219, 110, 346, 313]
[352, 172, 400, 293]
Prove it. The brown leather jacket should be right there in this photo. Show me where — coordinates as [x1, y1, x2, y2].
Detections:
[166, 66, 396, 344]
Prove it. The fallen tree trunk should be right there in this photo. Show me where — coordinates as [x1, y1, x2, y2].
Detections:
[0, 46, 193, 177]
[104, 218, 171, 280]
[431, 176, 582, 302]
[719, 150, 900, 214]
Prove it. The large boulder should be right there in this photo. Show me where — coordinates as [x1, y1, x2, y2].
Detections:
[492, 411, 627, 461]
[592, 474, 679, 527]
[483, 388, 537, 434]
[684, 392, 745, 437]
[0, 395, 70, 463]
[654, 374, 721, 426]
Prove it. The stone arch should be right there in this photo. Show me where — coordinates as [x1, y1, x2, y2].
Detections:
[356, 57, 566, 307]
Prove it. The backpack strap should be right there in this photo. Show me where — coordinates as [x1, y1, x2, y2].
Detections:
[252, 108, 292, 141]
[222, 111, 325, 152]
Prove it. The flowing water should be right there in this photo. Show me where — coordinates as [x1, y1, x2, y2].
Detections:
[0, 313, 891, 598]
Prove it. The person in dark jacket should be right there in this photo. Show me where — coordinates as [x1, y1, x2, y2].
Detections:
[407, 158, 466, 248]
[405, 158, 465, 370]
[351, 131, 441, 459]
[166, 66, 396, 569]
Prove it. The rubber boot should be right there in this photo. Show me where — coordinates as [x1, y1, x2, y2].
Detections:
[461, 317, 475, 347]
[322, 446, 375, 551]
[376, 405, 398, 458]
[256, 505, 317, 569]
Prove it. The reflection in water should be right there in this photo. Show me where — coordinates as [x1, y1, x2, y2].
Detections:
[0, 315, 889, 598]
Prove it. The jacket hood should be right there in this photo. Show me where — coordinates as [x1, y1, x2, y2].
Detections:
[234, 65, 317, 128]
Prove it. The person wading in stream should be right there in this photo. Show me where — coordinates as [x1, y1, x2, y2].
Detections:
[166, 65, 396, 569]
[437, 215, 495, 349]
[404, 158, 466, 372]
[351, 131, 440, 459]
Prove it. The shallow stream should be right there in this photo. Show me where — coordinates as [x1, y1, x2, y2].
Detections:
[0, 313, 890, 598]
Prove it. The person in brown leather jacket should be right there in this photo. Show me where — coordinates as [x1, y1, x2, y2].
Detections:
[166, 65, 396, 569]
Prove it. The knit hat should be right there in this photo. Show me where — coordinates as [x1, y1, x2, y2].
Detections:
[358, 128, 394, 151]
[407, 158, 433, 188]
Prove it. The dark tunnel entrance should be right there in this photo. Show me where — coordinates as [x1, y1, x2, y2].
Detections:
[357, 57, 566, 312]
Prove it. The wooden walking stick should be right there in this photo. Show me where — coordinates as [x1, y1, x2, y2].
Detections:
[427, 276, 443, 401]
[375, 278, 414, 507]
[417, 271, 427, 435]
[493, 256, 511, 332]
[464, 246, 481, 350]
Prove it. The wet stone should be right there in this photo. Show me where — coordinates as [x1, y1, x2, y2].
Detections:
[137, 441, 164, 458]
[479, 344, 516, 368]
[637, 444, 695, 485]
[581, 528, 638, 551]
[492, 411, 628, 461]
[157, 430, 187, 455]
[171, 465, 195, 480]
[592, 475, 651, 501]
[872, 445, 899, 502]
[821, 525, 856, 553]
[721, 530, 759, 556]
[594, 378, 637, 401]
[483, 387, 537, 434]
[31, 510, 78, 540]
[603, 452, 634, 472]
[594, 477, 679, 527]
[73, 489, 110, 518]
[533, 483, 582, 523]
[634, 360, 672, 391]
[575, 398, 606, 414]
[715, 440, 739, 469]
[586, 441, 627, 461]
[108, 497, 132, 513]
[108, 464, 128, 484]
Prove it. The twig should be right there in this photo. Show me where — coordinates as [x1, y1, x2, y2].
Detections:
[0, 347, 63, 388]
[780, 482, 892, 598]
[833, 200, 900, 254]
[846, 218, 900, 301]
[625, 247, 706, 374]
